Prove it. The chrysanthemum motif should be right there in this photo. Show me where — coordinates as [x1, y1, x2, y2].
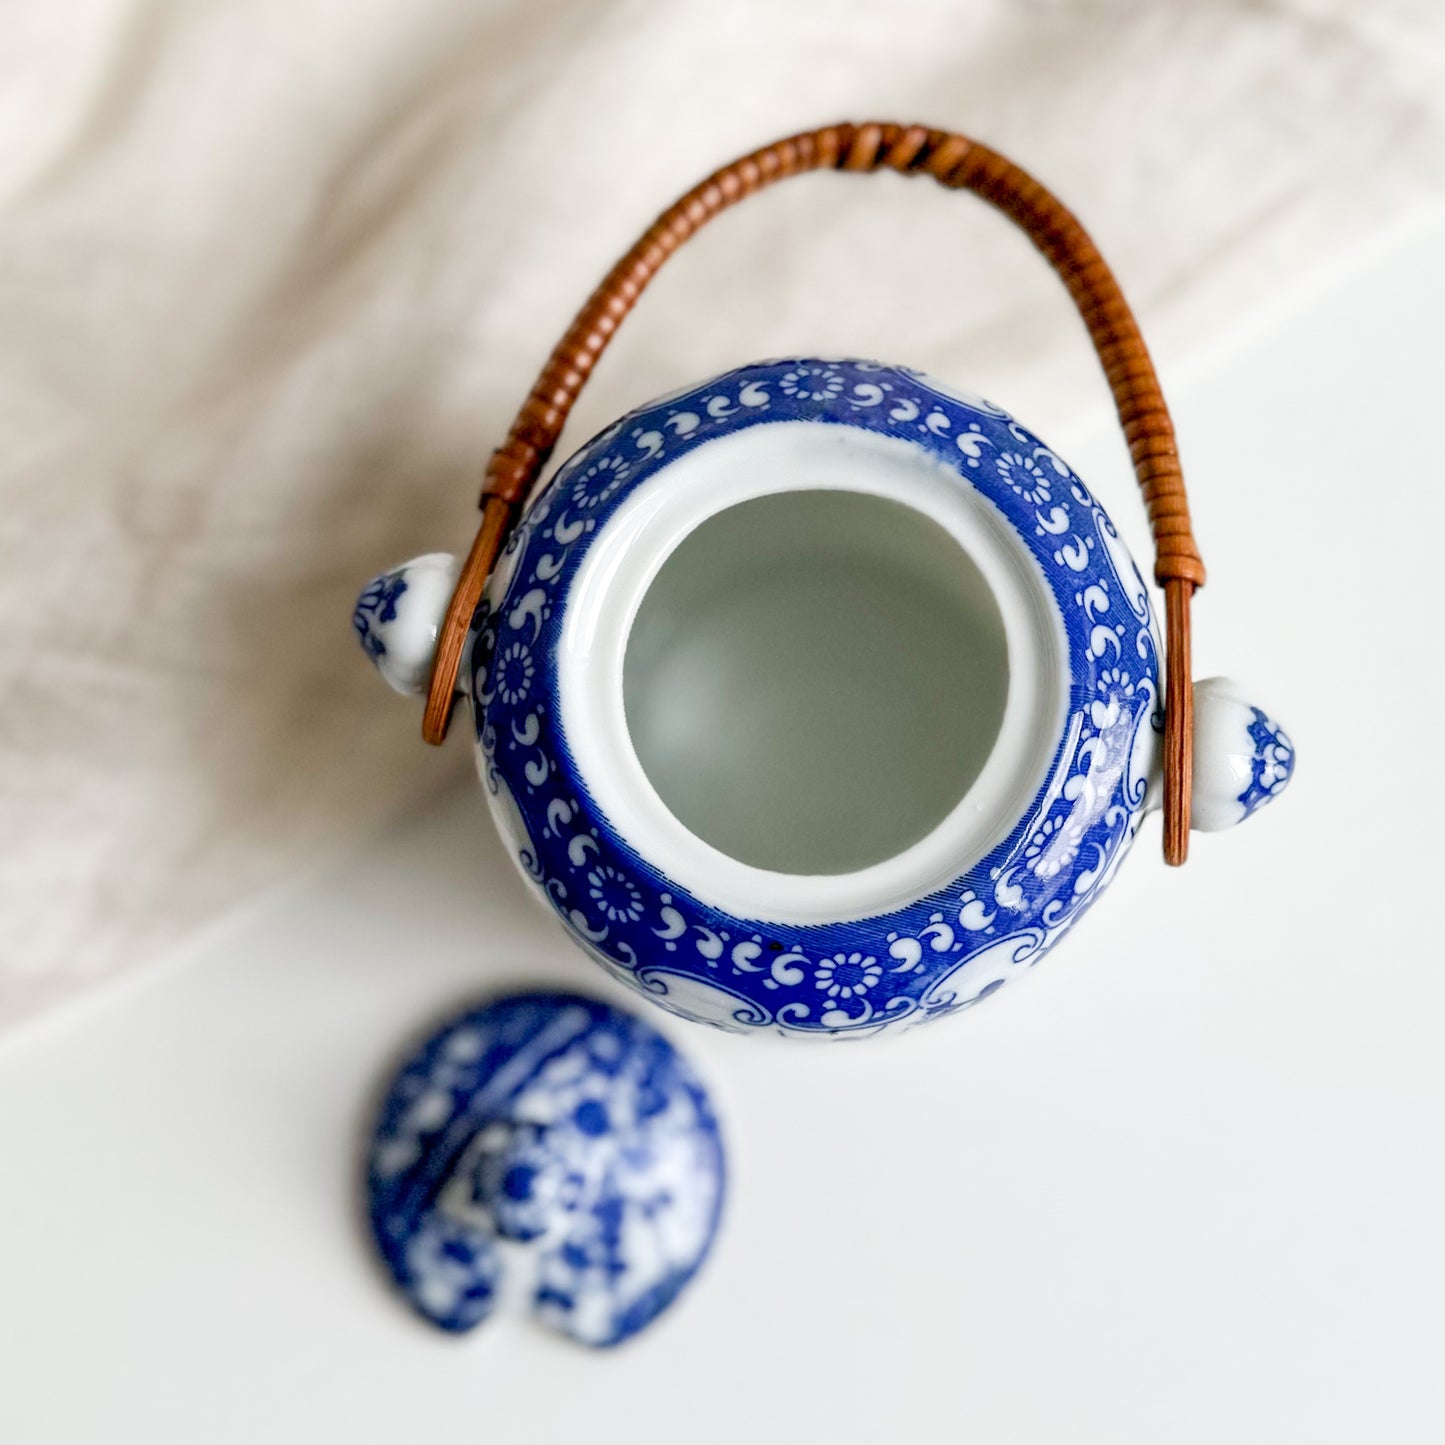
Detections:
[573, 454, 631, 509]
[587, 865, 644, 924]
[493, 641, 535, 706]
[1242, 712, 1294, 814]
[996, 450, 1052, 506]
[1096, 666, 1136, 699]
[779, 365, 844, 402]
[1024, 815, 1068, 878]
[813, 951, 881, 1000]
[1259, 735, 1293, 792]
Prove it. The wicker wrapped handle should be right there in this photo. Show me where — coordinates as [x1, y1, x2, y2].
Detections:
[424, 121, 1205, 865]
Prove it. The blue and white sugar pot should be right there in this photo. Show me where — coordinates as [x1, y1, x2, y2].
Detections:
[353, 123, 1294, 1040]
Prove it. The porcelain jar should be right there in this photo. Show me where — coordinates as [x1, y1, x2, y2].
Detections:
[355, 358, 1293, 1038]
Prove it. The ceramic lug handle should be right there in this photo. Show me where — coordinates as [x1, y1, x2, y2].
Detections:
[352, 553, 460, 697]
[1182, 677, 1295, 832]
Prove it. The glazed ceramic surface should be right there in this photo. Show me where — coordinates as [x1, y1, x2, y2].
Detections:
[469, 359, 1166, 1038]
[1190, 677, 1295, 831]
[367, 991, 724, 1347]
[356, 359, 1294, 1040]
[352, 552, 459, 697]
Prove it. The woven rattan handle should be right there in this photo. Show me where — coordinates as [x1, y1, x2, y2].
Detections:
[424, 122, 1205, 865]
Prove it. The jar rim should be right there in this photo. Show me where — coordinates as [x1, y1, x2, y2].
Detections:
[556, 419, 1069, 925]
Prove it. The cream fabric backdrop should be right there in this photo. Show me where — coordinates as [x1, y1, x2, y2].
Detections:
[1, 0, 1441, 1032]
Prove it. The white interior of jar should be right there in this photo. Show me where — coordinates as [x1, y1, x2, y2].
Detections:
[623, 489, 1009, 875]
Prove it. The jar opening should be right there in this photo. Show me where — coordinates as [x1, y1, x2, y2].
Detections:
[556, 418, 1066, 926]
[623, 489, 1009, 876]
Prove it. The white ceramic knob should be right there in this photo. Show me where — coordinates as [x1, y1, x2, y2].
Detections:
[352, 552, 460, 697]
[1189, 676, 1295, 832]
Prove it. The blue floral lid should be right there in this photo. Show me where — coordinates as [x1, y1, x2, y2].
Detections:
[367, 992, 725, 1347]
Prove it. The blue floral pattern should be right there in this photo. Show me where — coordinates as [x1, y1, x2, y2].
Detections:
[352, 570, 408, 659]
[368, 992, 724, 1348]
[471, 359, 1163, 1038]
[1239, 707, 1295, 819]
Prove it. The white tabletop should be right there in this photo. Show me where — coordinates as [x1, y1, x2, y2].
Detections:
[2, 215, 1442, 1445]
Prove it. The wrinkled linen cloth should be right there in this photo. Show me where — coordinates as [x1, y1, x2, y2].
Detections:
[1, 0, 1441, 1033]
